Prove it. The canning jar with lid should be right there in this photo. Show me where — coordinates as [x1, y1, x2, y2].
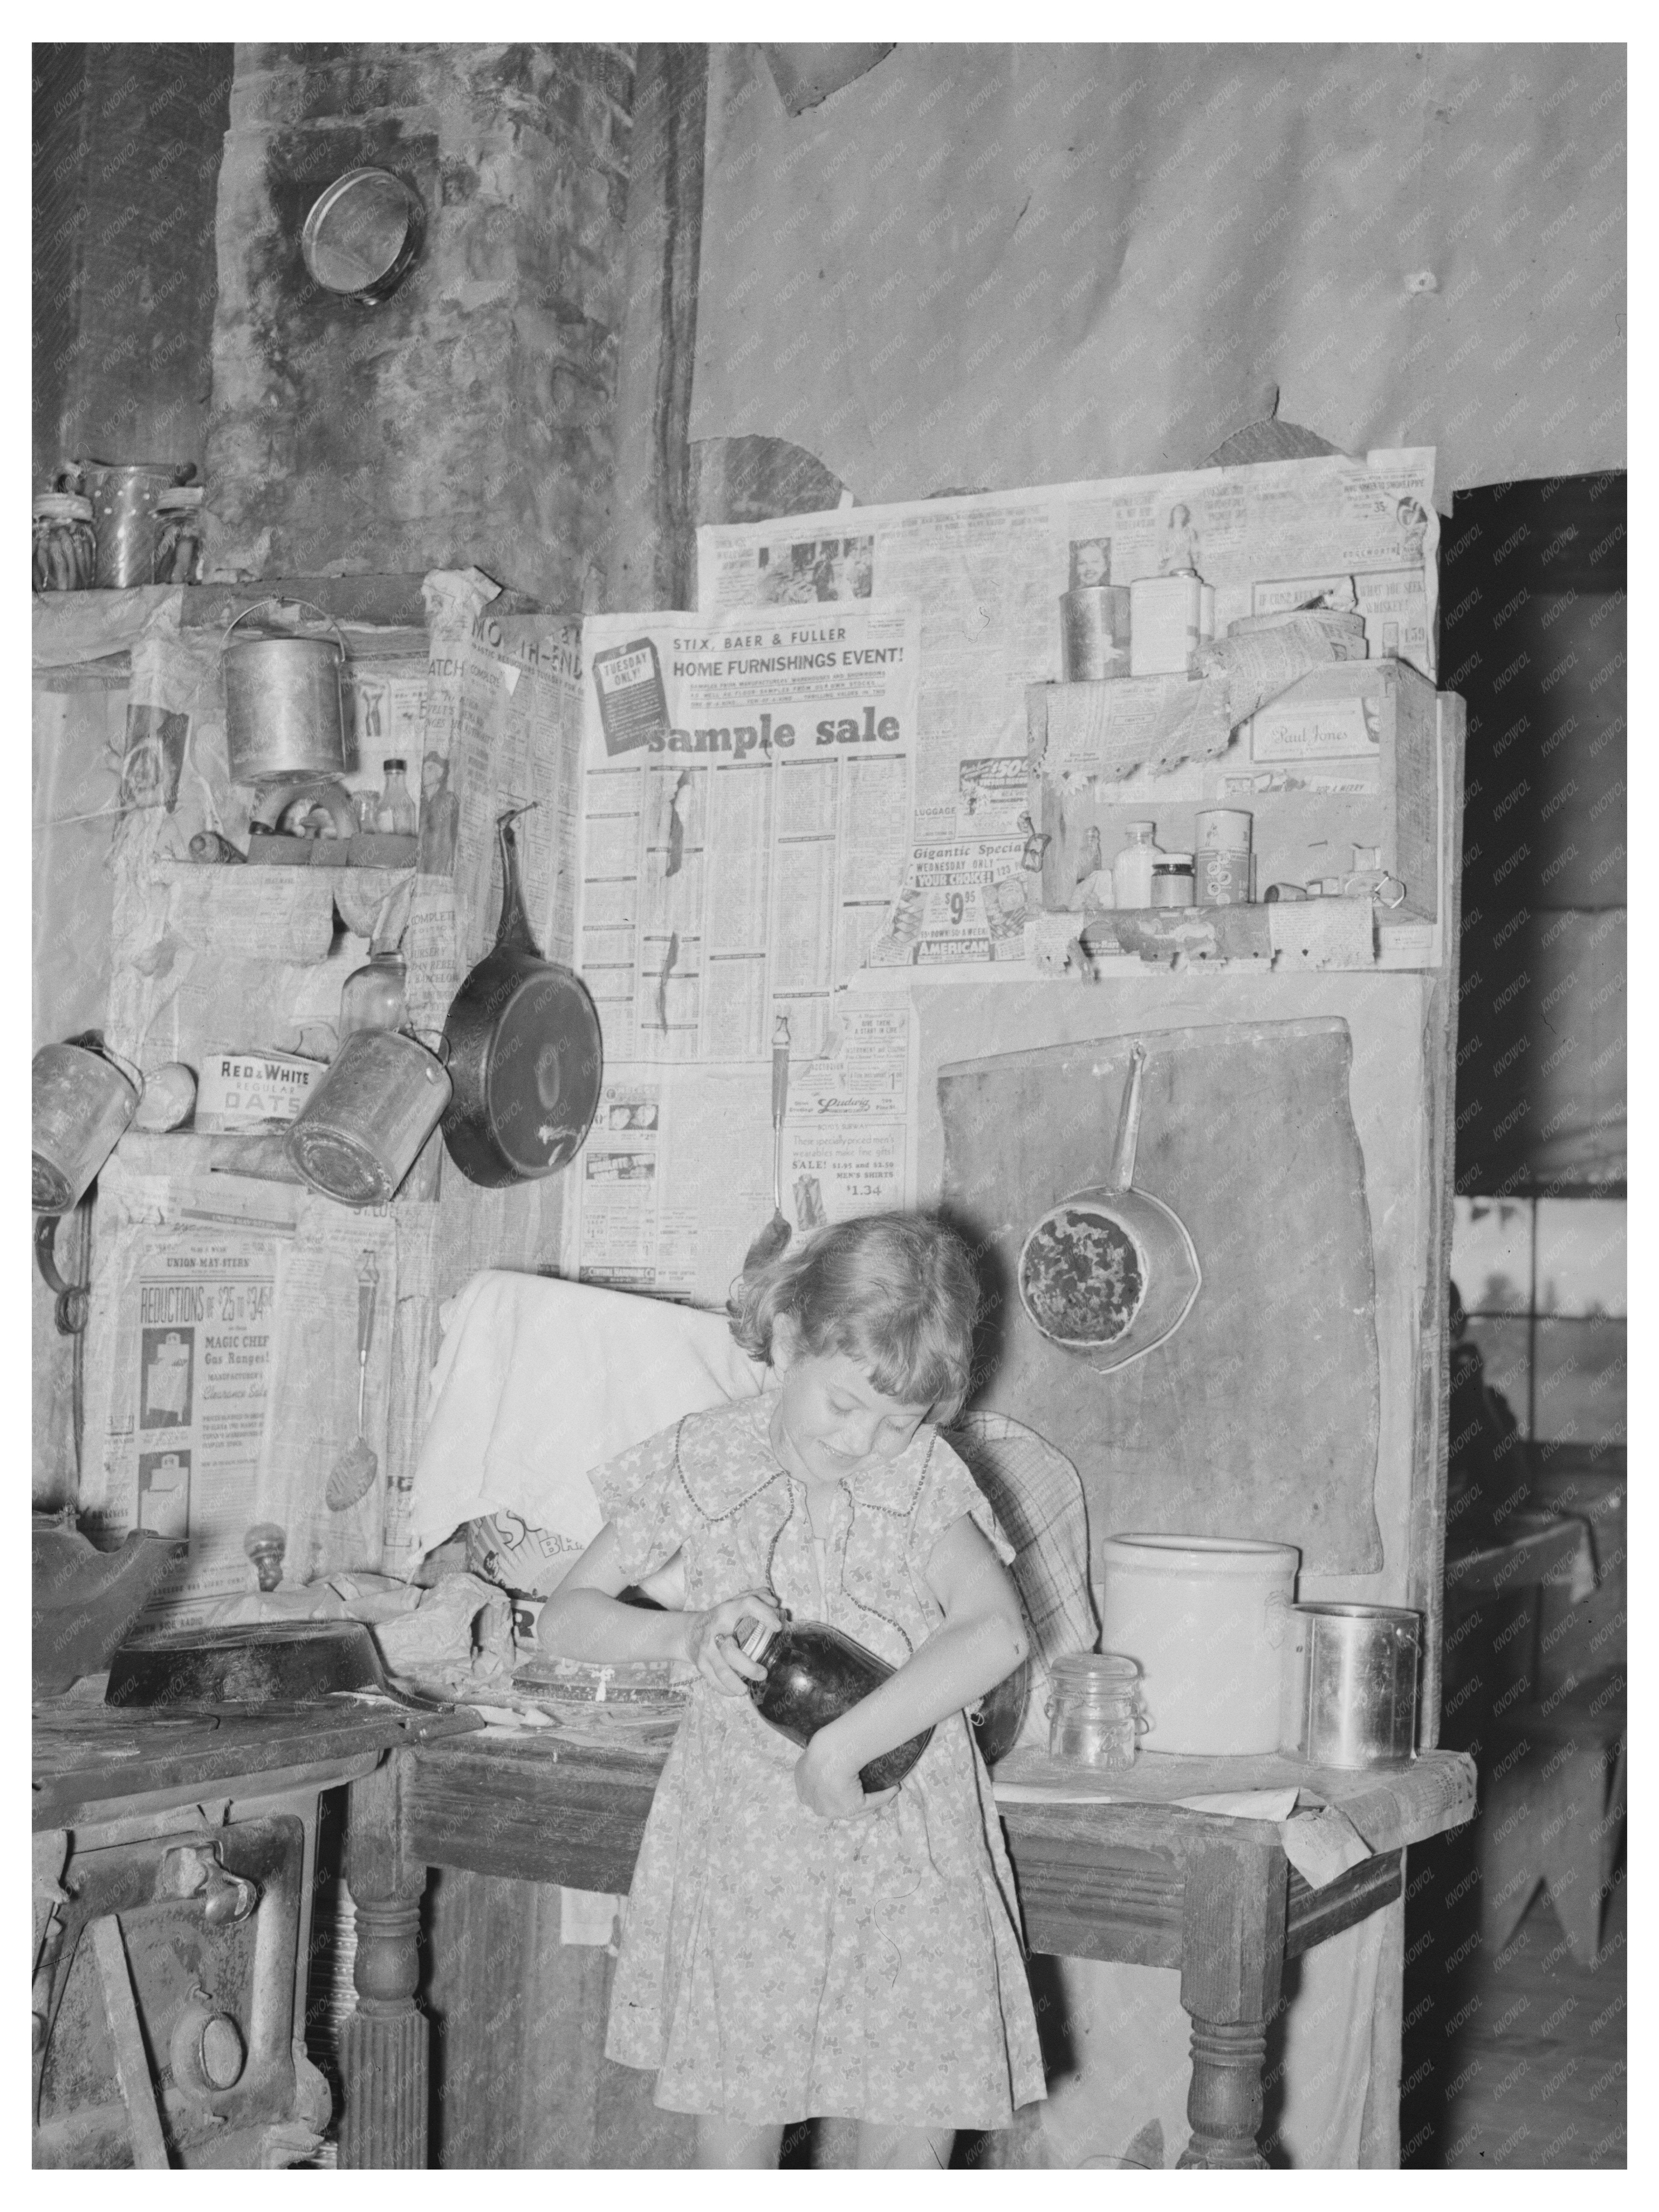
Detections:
[153, 485, 205, 585]
[1149, 852, 1195, 908]
[1046, 1652, 1148, 1769]
[33, 494, 97, 592]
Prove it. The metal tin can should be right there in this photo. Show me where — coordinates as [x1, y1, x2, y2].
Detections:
[1059, 585, 1132, 681]
[1196, 808, 1253, 906]
[286, 1029, 452, 1207]
[74, 461, 183, 589]
[1281, 1602, 1421, 1769]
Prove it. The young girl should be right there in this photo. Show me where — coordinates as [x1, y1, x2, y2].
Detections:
[540, 1213, 1046, 2169]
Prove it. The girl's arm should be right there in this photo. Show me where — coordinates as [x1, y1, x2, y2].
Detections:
[795, 1515, 1028, 1818]
[538, 1521, 781, 1697]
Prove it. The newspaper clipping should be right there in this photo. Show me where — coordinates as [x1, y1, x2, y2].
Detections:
[576, 605, 919, 1064]
[561, 999, 914, 1307]
[697, 451, 1438, 970]
[80, 1161, 397, 1633]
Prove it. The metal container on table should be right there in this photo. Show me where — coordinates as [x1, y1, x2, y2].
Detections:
[220, 598, 350, 785]
[1281, 1602, 1420, 1769]
[285, 1028, 452, 1207]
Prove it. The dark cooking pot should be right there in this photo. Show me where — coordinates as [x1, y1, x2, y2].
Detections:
[104, 1620, 446, 1714]
[441, 808, 603, 1187]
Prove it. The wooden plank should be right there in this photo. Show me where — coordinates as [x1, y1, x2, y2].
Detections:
[1283, 1848, 1403, 1957]
[1410, 695, 1467, 1748]
[607, 44, 708, 612]
[406, 1745, 658, 1892]
[1011, 1835, 1185, 1968]
[31, 1702, 479, 1823]
[177, 577, 545, 631]
[88, 1915, 170, 2169]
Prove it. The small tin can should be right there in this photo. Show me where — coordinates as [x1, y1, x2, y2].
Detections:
[1059, 585, 1132, 681]
[1149, 853, 1195, 908]
[1196, 808, 1253, 906]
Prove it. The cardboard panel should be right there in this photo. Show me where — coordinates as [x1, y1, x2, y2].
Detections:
[940, 1017, 1383, 1573]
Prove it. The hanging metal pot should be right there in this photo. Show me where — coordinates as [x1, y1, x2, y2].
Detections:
[1016, 1041, 1201, 1374]
[440, 808, 603, 1187]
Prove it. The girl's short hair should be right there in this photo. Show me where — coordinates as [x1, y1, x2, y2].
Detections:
[728, 1212, 980, 1422]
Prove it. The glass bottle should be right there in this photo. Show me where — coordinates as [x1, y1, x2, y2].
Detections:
[1111, 821, 1160, 910]
[352, 787, 380, 834]
[152, 485, 205, 585]
[339, 948, 409, 1038]
[1149, 851, 1196, 908]
[374, 758, 418, 835]
[738, 1610, 933, 1791]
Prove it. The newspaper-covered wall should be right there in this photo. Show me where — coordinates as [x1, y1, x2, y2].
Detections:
[79, 1156, 400, 1634]
[563, 604, 921, 1300]
[575, 605, 918, 1062]
[697, 451, 1438, 972]
[560, 998, 916, 1309]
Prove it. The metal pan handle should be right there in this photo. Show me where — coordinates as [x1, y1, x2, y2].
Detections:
[1107, 1041, 1148, 1193]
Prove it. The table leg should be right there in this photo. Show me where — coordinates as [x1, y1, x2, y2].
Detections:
[1176, 1834, 1287, 2170]
[340, 1751, 428, 2169]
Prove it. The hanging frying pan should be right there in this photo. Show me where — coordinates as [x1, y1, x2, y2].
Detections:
[1016, 1041, 1201, 1374]
[441, 807, 603, 1187]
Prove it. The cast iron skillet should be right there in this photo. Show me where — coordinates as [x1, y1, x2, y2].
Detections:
[441, 807, 603, 1187]
[104, 1620, 447, 1714]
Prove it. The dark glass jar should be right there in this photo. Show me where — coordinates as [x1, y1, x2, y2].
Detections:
[738, 1613, 933, 1791]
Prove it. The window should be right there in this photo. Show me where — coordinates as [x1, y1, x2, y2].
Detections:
[1451, 1196, 1626, 1445]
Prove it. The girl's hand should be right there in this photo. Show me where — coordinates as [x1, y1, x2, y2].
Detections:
[684, 1590, 781, 1697]
[793, 1731, 897, 1822]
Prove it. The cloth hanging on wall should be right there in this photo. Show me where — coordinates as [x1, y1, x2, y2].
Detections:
[692, 43, 1625, 508]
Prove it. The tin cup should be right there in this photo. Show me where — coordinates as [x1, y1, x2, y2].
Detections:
[1280, 1603, 1421, 1769]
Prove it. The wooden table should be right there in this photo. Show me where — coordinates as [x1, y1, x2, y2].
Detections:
[340, 1733, 1475, 2170]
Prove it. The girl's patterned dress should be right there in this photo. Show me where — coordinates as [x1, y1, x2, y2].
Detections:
[595, 1394, 1047, 2130]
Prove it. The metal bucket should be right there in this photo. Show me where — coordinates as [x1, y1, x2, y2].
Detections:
[221, 598, 349, 785]
[1281, 1602, 1420, 1769]
[285, 1029, 451, 1207]
[72, 462, 183, 589]
[33, 1038, 142, 1212]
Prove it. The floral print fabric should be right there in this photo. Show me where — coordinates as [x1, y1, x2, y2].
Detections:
[594, 1394, 1047, 2128]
